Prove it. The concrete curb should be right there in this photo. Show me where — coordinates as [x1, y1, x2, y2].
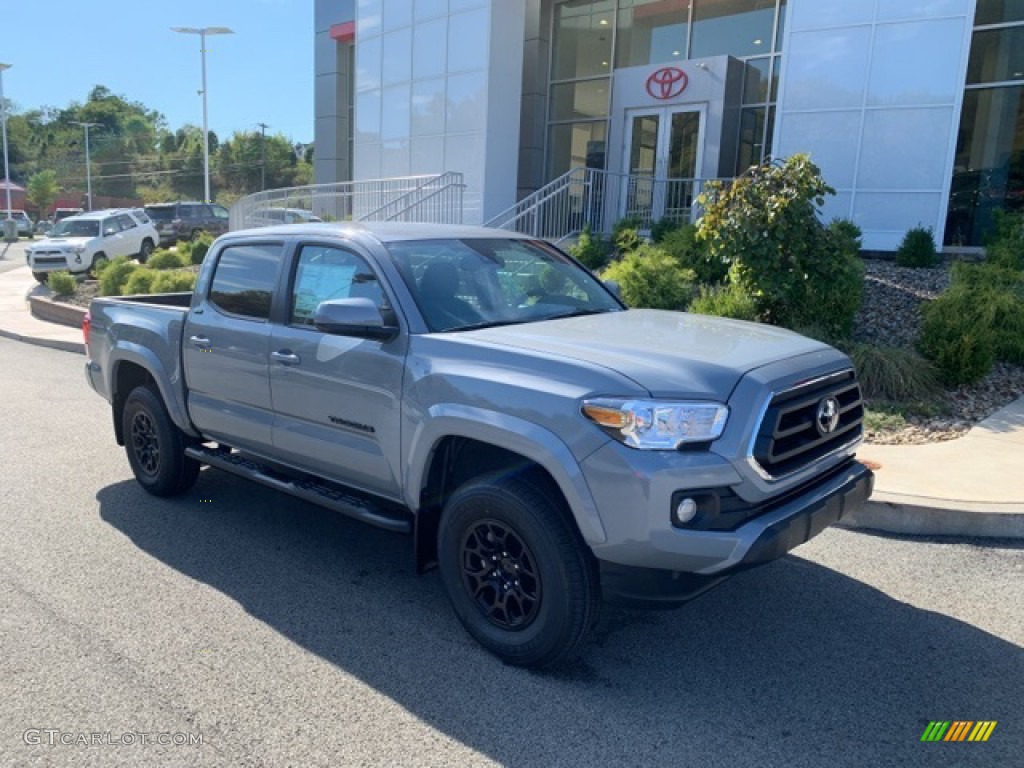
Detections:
[841, 498, 1024, 540]
[0, 327, 84, 354]
[29, 294, 87, 328]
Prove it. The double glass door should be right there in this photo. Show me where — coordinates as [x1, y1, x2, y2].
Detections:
[623, 107, 704, 226]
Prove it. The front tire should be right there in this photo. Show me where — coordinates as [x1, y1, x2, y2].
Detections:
[32, 272, 50, 285]
[122, 385, 200, 496]
[438, 472, 600, 668]
[138, 238, 154, 264]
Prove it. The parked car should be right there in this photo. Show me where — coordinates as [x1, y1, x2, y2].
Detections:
[0, 210, 35, 238]
[84, 222, 873, 668]
[252, 207, 323, 226]
[53, 207, 84, 223]
[26, 209, 158, 283]
[144, 201, 230, 245]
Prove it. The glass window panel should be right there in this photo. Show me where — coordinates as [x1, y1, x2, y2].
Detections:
[967, 28, 1024, 85]
[210, 244, 282, 320]
[547, 121, 608, 180]
[736, 106, 767, 174]
[743, 57, 772, 104]
[975, 0, 1024, 25]
[550, 79, 611, 121]
[615, 0, 688, 68]
[668, 111, 701, 178]
[690, 0, 778, 60]
[775, 0, 787, 52]
[946, 86, 1024, 246]
[628, 114, 660, 176]
[552, 0, 615, 80]
[291, 246, 383, 326]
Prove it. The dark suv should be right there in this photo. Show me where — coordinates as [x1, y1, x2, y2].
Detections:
[144, 201, 230, 245]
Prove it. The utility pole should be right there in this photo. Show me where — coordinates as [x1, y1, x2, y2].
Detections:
[71, 121, 101, 211]
[258, 122, 269, 191]
[0, 64, 12, 224]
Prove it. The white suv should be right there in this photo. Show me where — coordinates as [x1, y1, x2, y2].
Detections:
[25, 209, 159, 283]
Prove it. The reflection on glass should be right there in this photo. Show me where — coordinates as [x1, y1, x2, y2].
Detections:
[668, 111, 700, 178]
[690, 0, 777, 59]
[947, 86, 1024, 246]
[736, 106, 767, 174]
[552, 0, 615, 80]
[743, 57, 773, 104]
[548, 121, 609, 178]
[975, 0, 1024, 25]
[967, 28, 1024, 85]
[550, 79, 611, 122]
[775, 0, 787, 52]
[615, 0, 689, 68]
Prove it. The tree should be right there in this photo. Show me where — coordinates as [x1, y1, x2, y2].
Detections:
[26, 170, 59, 218]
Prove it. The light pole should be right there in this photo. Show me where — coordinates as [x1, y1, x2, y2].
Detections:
[0, 63, 12, 222]
[257, 122, 269, 191]
[171, 26, 234, 203]
[71, 121, 100, 211]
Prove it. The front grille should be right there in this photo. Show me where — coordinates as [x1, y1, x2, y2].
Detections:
[33, 256, 67, 266]
[752, 370, 864, 479]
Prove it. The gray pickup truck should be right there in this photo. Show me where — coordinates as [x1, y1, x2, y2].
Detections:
[85, 223, 873, 667]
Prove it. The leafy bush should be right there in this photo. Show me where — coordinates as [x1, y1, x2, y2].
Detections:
[688, 283, 758, 321]
[651, 217, 683, 243]
[568, 225, 611, 271]
[613, 227, 643, 254]
[846, 343, 941, 402]
[984, 209, 1024, 271]
[189, 232, 215, 265]
[895, 226, 939, 268]
[601, 244, 696, 310]
[46, 271, 77, 297]
[98, 257, 138, 296]
[123, 268, 158, 295]
[150, 271, 198, 293]
[146, 249, 188, 270]
[89, 256, 110, 279]
[919, 287, 996, 384]
[985, 287, 1024, 364]
[951, 261, 1024, 293]
[661, 223, 727, 284]
[696, 154, 863, 336]
[828, 218, 862, 255]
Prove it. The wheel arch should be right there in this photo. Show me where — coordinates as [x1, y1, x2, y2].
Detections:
[110, 349, 197, 445]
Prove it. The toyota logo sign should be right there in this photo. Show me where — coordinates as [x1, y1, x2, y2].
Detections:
[646, 67, 689, 100]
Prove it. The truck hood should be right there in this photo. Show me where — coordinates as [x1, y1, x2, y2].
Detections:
[460, 309, 833, 398]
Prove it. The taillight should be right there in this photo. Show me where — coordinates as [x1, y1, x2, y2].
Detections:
[82, 312, 91, 349]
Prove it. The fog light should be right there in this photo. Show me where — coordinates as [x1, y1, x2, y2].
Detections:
[675, 498, 698, 525]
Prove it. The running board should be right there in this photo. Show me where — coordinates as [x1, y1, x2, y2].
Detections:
[185, 446, 412, 534]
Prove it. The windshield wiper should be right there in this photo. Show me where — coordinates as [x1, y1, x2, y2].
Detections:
[546, 308, 615, 321]
[444, 318, 535, 333]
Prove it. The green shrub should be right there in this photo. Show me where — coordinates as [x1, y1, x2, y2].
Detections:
[189, 232, 215, 265]
[661, 223, 728, 284]
[123, 268, 158, 295]
[688, 283, 758, 321]
[46, 271, 77, 297]
[828, 218, 862, 255]
[951, 261, 1024, 293]
[568, 225, 611, 271]
[601, 244, 696, 311]
[98, 256, 138, 296]
[174, 240, 193, 263]
[150, 271, 198, 293]
[985, 287, 1024, 364]
[651, 217, 683, 243]
[919, 288, 996, 384]
[696, 154, 863, 336]
[895, 225, 939, 268]
[146, 249, 188, 270]
[846, 343, 941, 402]
[613, 227, 643, 254]
[89, 256, 110, 279]
[984, 210, 1024, 271]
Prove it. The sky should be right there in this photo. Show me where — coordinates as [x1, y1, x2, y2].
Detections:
[1, 0, 314, 144]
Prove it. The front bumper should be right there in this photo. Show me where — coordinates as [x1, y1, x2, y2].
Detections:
[596, 460, 873, 606]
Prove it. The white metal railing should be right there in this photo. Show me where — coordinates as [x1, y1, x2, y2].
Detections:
[229, 173, 465, 230]
[486, 167, 725, 242]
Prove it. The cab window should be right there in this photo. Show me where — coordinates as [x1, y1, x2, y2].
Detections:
[208, 243, 282, 320]
[290, 245, 384, 327]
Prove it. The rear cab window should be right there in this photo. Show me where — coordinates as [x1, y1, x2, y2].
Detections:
[208, 243, 283, 320]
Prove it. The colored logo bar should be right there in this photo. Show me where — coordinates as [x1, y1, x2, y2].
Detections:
[921, 721, 997, 742]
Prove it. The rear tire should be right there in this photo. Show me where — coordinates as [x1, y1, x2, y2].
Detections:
[438, 471, 600, 668]
[122, 384, 200, 496]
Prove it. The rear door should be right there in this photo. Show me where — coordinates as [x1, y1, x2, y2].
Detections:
[115, 213, 143, 255]
[183, 240, 286, 453]
[269, 241, 407, 499]
[100, 216, 130, 258]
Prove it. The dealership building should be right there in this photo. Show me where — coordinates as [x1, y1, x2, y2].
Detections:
[313, 0, 1020, 250]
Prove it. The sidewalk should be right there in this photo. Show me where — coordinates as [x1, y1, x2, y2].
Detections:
[0, 257, 1021, 538]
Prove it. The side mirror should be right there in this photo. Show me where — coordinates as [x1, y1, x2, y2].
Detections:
[313, 298, 399, 341]
[604, 279, 622, 299]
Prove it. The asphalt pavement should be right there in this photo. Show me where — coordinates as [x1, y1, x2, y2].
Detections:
[1, 337, 1021, 767]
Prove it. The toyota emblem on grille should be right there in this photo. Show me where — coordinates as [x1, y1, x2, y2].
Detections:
[816, 397, 841, 435]
[646, 67, 689, 100]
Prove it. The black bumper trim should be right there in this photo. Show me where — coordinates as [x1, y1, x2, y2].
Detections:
[600, 461, 874, 607]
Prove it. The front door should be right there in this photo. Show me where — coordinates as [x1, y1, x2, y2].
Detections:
[622, 106, 704, 227]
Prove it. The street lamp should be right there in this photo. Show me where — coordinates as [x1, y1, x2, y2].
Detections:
[171, 26, 234, 204]
[0, 63, 12, 223]
[71, 121, 100, 211]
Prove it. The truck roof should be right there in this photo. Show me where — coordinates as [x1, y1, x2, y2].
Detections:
[222, 221, 533, 244]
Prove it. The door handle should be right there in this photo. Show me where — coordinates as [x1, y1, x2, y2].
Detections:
[189, 335, 211, 349]
[272, 350, 301, 366]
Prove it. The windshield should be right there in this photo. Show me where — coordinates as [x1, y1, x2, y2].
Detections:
[51, 220, 100, 238]
[385, 238, 623, 332]
[145, 207, 175, 221]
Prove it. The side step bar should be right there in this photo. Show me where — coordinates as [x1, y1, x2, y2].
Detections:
[185, 445, 412, 534]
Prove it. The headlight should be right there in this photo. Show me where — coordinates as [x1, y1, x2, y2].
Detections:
[72, 245, 86, 254]
[582, 398, 728, 450]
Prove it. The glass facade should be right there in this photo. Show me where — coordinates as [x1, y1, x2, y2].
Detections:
[947, 4, 1024, 245]
[546, 0, 788, 182]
